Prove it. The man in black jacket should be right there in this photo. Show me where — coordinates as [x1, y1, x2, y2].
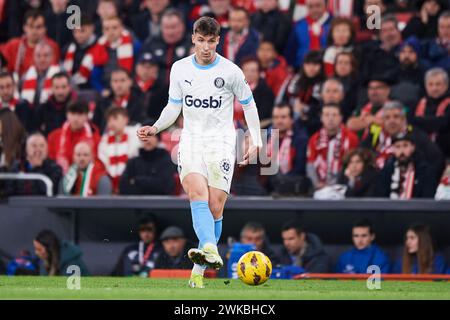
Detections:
[279, 220, 331, 273]
[35, 72, 74, 136]
[133, 53, 169, 120]
[375, 132, 437, 198]
[0, 72, 33, 132]
[8, 132, 62, 196]
[154, 226, 193, 270]
[119, 122, 176, 195]
[139, 9, 191, 84]
[94, 68, 145, 133]
[130, 0, 171, 42]
[250, 0, 291, 54]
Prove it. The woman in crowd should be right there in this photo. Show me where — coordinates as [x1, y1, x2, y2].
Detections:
[33, 229, 89, 276]
[392, 224, 447, 274]
[337, 148, 378, 197]
[283, 50, 325, 135]
[323, 17, 355, 77]
[333, 51, 360, 120]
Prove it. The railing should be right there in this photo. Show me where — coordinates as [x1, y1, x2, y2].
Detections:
[0, 173, 53, 197]
[295, 274, 450, 281]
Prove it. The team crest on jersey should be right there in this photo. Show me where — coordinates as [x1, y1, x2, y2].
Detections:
[214, 77, 225, 89]
[220, 159, 231, 175]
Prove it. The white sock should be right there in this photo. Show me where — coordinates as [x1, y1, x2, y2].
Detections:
[192, 263, 206, 276]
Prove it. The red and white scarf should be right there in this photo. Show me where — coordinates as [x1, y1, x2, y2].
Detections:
[101, 131, 130, 190]
[114, 94, 130, 109]
[57, 121, 93, 173]
[94, 30, 134, 73]
[223, 29, 249, 62]
[0, 97, 19, 111]
[390, 161, 415, 200]
[63, 42, 95, 85]
[136, 76, 155, 93]
[62, 162, 94, 197]
[415, 97, 450, 141]
[267, 130, 294, 175]
[306, 12, 330, 50]
[374, 130, 394, 169]
[328, 0, 354, 17]
[310, 125, 352, 183]
[20, 65, 60, 105]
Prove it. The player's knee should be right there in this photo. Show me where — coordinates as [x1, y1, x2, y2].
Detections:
[187, 188, 208, 201]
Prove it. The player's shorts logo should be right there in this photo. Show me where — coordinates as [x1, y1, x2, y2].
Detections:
[214, 77, 225, 89]
[220, 159, 231, 175]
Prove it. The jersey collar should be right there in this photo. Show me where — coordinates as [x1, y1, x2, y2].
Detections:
[191, 54, 220, 70]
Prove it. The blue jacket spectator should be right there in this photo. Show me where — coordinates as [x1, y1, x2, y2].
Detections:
[336, 219, 390, 274]
[391, 254, 447, 274]
[336, 244, 390, 274]
[420, 11, 450, 72]
[284, 0, 331, 68]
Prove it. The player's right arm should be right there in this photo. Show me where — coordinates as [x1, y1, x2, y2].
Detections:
[137, 63, 183, 141]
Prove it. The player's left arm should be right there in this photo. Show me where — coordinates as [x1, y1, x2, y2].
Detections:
[232, 67, 262, 166]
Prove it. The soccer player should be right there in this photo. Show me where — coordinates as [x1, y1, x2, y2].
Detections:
[137, 17, 262, 288]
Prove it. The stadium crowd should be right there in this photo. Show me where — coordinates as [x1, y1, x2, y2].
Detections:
[0, 0, 449, 199]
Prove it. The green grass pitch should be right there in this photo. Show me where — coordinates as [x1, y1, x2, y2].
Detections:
[0, 276, 449, 300]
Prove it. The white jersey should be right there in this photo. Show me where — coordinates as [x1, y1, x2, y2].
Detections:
[168, 53, 254, 144]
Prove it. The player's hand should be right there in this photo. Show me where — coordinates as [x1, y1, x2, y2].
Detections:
[239, 145, 259, 167]
[137, 126, 157, 141]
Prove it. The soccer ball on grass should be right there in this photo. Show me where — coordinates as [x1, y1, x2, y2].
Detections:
[236, 251, 272, 286]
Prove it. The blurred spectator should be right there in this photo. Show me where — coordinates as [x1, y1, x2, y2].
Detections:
[131, 0, 171, 42]
[333, 52, 360, 120]
[402, 0, 447, 39]
[91, 15, 141, 93]
[189, 0, 230, 28]
[323, 17, 355, 77]
[307, 103, 359, 190]
[154, 226, 193, 269]
[376, 132, 437, 198]
[98, 107, 141, 194]
[217, 7, 259, 66]
[159, 114, 183, 164]
[347, 75, 392, 135]
[390, 36, 426, 109]
[231, 134, 268, 196]
[0, 72, 33, 131]
[45, 0, 73, 49]
[239, 221, 281, 265]
[235, 57, 274, 128]
[285, 0, 332, 68]
[267, 103, 309, 178]
[7, 0, 49, 39]
[48, 100, 101, 173]
[35, 72, 75, 136]
[420, 10, 450, 71]
[359, 15, 402, 85]
[9, 133, 62, 196]
[257, 41, 290, 101]
[2, 9, 60, 78]
[60, 141, 112, 196]
[62, 15, 98, 89]
[336, 219, 390, 273]
[435, 164, 450, 199]
[280, 220, 331, 273]
[320, 78, 345, 115]
[94, 68, 144, 133]
[19, 41, 61, 107]
[361, 101, 445, 177]
[33, 229, 89, 276]
[6, 249, 37, 276]
[412, 67, 450, 157]
[0, 109, 26, 172]
[94, 0, 120, 36]
[250, 0, 292, 53]
[133, 52, 168, 120]
[283, 50, 325, 135]
[140, 9, 191, 84]
[392, 224, 447, 274]
[336, 148, 378, 197]
[112, 216, 163, 276]
[119, 121, 176, 195]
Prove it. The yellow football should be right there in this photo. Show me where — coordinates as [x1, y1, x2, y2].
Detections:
[237, 251, 272, 286]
